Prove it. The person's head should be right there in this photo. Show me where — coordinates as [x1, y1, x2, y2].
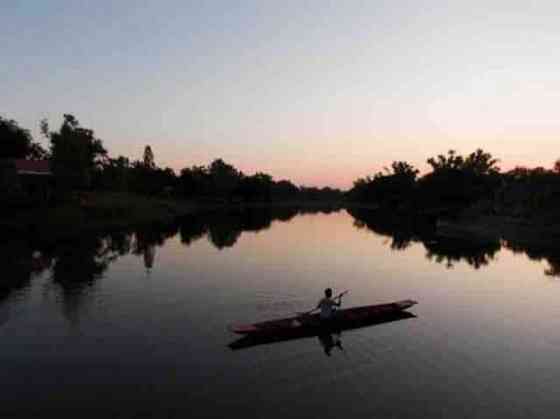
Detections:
[325, 288, 332, 298]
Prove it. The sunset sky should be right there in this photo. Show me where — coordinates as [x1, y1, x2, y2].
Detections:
[2, 1, 560, 188]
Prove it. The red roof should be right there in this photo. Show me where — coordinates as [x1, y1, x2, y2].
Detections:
[14, 159, 52, 175]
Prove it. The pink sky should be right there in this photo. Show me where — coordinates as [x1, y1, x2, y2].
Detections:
[4, 1, 560, 190]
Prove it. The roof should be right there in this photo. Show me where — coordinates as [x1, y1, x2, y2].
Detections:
[13, 159, 52, 175]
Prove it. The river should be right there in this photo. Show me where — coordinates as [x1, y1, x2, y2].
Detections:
[1, 208, 560, 418]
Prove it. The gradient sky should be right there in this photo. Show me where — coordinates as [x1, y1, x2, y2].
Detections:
[2, 1, 560, 188]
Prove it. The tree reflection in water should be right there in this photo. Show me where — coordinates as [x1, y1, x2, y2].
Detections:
[347, 207, 560, 275]
[422, 238, 500, 269]
[48, 236, 116, 324]
[6, 207, 560, 327]
[1, 242, 53, 325]
[178, 207, 334, 249]
[504, 241, 560, 278]
[0, 207, 341, 323]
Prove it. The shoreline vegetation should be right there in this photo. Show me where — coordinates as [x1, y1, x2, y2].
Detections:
[1, 191, 345, 246]
[2, 113, 560, 249]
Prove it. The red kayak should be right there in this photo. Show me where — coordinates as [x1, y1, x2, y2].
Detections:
[228, 299, 417, 349]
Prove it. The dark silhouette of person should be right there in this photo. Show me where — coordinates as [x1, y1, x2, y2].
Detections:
[316, 288, 341, 321]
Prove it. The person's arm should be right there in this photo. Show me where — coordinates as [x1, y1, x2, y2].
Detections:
[308, 303, 320, 313]
[299, 300, 321, 315]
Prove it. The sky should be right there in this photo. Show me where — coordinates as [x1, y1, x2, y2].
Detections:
[2, 0, 560, 189]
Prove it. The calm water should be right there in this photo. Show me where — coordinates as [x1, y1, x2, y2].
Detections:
[2, 208, 560, 418]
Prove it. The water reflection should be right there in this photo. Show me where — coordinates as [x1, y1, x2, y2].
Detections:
[3, 206, 560, 324]
[0, 208, 341, 316]
[423, 238, 500, 269]
[504, 241, 560, 277]
[347, 207, 560, 276]
[180, 207, 334, 249]
[133, 222, 177, 271]
[318, 331, 344, 356]
[1, 241, 52, 312]
[48, 236, 116, 323]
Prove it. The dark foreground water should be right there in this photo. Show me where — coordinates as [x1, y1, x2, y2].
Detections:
[2, 208, 560, 418]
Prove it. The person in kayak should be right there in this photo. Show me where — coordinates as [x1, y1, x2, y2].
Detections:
[317, 288, 342, 320]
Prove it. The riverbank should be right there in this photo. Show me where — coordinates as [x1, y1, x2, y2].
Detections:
[436, 214, 560, 246]
[0, 192, 344, 246]
[0, 192, 196, 245]
[346, 204, 560, 248]
[12, 192, 559, 249]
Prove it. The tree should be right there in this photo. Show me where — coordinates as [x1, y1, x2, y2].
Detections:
[554, 159, 560, 174]
[383, 161, 419, 180]
[271, 180, 299, 201]
[237, 172, 273, 202]
[464, 149, 500, 175]
[42, 114, 107, 190]
[420, 148, 501, 209]
[208, 159, 242, 198]
[347, 161, 418, 206]
[427, 149, 499, 175]
[0, 116, 47, 159]
[27, 142, 49, 160]
[427, 150, 465, 172]
[180, 165, 211, 197]
[97, 156, 130, 191]
[143, 145, 155, 169]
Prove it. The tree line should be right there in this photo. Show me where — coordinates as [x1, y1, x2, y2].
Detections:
[347, 149, 560, 217]
[0, 114, 343, 203]
[4, 112, 559, 214]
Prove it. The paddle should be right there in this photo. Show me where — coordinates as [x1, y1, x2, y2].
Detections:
[297, 290, 349, 316]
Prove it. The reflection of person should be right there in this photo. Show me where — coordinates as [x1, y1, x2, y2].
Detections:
[317, 288, 341, 320]
[318, 332, 343, 356]
[143, 245, 155, 272]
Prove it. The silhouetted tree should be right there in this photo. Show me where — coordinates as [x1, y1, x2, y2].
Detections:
[42, 114, 107, 190]
[463, 149, 500, 175]
[96, 156, 130, 191]
[271, 180, 299, 201]
[129, 160, 176, 195]
[497, 166, 560, 216]
[236, 172, 273, 202]
[427, 149, 465, 172]
[554, 159, 560, 174]
[180, 165, 211, 197]
[418, 149, 501, 212]
[0, 116, 47, 159]
[347, 161, 418, 208]
[427, 149, 499, 175]
[143, 145, 155, 170]
[209, 158, 243, 199]
[384, 161, 419, 180]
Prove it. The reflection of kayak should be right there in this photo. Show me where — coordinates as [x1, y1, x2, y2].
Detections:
[228, 300, 417, 350]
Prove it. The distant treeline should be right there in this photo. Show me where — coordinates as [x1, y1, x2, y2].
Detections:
[347, 149, 560, 218]
[4, 113, 560, 215]
[0, 114, 343, 204]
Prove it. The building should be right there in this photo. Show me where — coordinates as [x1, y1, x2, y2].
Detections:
[0, 159, 53, 204]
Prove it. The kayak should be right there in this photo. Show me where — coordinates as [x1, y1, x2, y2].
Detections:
[228, 299, 417, 349]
